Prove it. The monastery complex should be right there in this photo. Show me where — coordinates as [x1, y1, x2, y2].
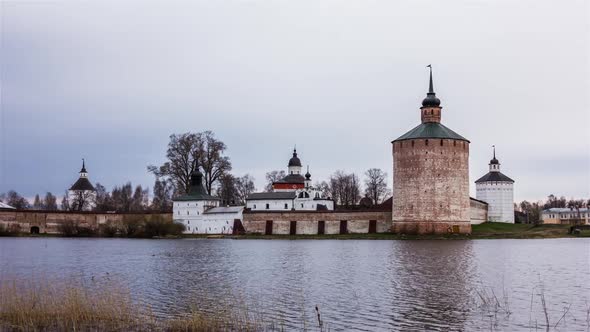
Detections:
[170, 68, 516, 235]
[1, 68, 526, 235]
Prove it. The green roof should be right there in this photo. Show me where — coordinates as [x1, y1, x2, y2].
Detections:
[173, 170, 220, 202]
[393, 122, 469, 143]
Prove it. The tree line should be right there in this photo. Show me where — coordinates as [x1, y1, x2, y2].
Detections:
[516, 194, 590, 223]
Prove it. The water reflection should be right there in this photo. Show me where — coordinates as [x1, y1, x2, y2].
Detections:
[0, 238, 588, 331]
[388, 241, 475, 331]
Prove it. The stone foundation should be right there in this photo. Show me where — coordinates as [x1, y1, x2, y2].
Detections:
[391, 221, 471, 235]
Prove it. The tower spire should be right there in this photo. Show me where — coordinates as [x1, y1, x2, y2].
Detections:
[80, 158, 87, 173]
[493, 145, 496, 159]
[421, 64, 441, 108]
[427, 64, 434, 93]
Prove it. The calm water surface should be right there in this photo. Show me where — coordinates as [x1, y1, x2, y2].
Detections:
[1, 238, 589, 331]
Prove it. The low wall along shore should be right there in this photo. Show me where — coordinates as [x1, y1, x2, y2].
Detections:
[242, 210, 392, 235]
[0, 210, 172, 234]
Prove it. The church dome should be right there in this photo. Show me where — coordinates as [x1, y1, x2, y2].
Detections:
[422, 93, 441, 107]
[288, 149, 302, 167]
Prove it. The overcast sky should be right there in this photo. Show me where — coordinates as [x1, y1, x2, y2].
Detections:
[1, 0, 589, 202]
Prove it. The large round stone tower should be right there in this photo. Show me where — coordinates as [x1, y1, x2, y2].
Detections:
[391, 66, 471, 234]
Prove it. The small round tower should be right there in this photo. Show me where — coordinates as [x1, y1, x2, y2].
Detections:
[475, 146, 515, 223]
[391, 66, 471, 234]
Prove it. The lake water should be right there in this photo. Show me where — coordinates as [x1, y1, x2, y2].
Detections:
[0, 238, 589, 331]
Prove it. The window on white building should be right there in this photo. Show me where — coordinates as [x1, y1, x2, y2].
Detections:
[284, 203, 288, 209]
[266, 204, 269, 209]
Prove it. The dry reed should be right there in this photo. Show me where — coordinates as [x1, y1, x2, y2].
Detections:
[0, 277, 283, 332]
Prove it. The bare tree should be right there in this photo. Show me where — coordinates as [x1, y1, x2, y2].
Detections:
[329, 171, 361, 207]
[111, 183, 133, 212]
[148, 131, 231, 195]
[216, 173, 239, 206]
[43, 192, 58, 210]
[60, 191, 70, 211]
[94, 183, 114, 211]
[519, 200, 542, 224]
[130, 185, 149, 212]
[1, 191, 30, 209]
[364, 168, 389, 205]
[235, 174, 256, 205]
[567, 199, 585, 225]
[199, 131, 232, 195]
[314, 181, 331, 198]
[151, 178, 173, 212]
[265, 170, 286, 191]
[70, 190, 95, 211]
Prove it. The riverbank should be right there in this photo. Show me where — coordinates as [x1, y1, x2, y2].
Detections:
[3, 223, 586, 240]
[181, 223, 582, 240]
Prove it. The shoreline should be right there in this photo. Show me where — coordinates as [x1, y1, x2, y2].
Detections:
[1, 223, 587, 240]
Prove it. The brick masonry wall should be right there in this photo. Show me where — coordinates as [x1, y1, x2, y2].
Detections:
[243, 211, 392, 235]
[0, 211, 172, 234]
[392, 138, 471, 234]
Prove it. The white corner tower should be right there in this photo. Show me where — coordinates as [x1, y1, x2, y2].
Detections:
[475, 146, 515, 223]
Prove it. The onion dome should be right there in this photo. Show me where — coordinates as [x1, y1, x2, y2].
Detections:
[490, 146, 499, 164]
[422, 65, 441, 107]
[305, 166, 311, 179]
[288, 148, 302, 167]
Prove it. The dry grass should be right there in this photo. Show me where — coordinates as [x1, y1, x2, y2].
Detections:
[0, 277, 282, 332]
[0, 278, 145, 331]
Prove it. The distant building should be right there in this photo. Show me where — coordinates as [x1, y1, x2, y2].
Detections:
[245, 149, 334, 211]
[68, 159, 96, 211]
[542, 208, 589, 225]
[0, 202, 16, 210]
[391, 66, 471, 234]
[475, 148, 515, 223]
[173, 166, 242, 234]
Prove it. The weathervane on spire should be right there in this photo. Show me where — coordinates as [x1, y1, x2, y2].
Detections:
[426, 64, 434, 93]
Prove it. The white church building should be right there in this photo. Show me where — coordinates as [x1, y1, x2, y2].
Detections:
[173, 166, 243, 234]
[173, 149, 333, 234]
[245, 149, 334, 211]
[475, 148, 515, 223]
